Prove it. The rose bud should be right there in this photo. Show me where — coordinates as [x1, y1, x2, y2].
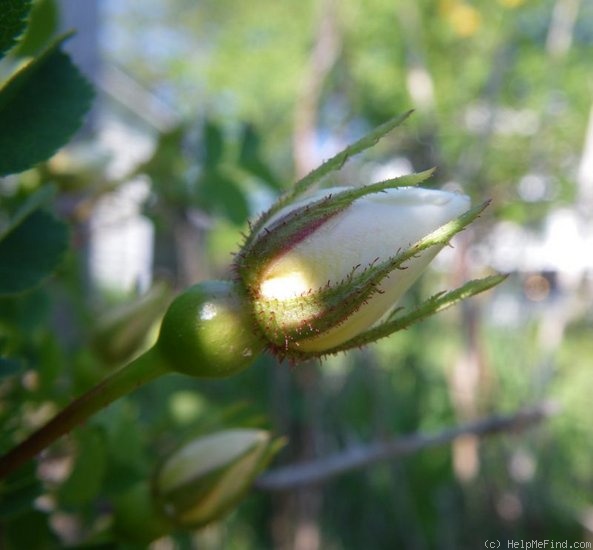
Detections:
[235, 173, 483, 358]
[154, 429, 281, 528]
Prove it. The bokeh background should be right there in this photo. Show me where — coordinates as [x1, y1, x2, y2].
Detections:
[1, 0, 593, 548]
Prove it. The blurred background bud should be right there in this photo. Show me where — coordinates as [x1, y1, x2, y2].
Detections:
[91, 280, 172, 365]
[154, 429, 282, 528]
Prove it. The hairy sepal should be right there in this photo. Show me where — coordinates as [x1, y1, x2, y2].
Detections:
[253, 200, 489, 359]
[236, 169, 434, 290]
[242, 110, 414, 251]
[294, 274, 508, 359]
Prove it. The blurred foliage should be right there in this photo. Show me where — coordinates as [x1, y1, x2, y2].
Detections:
[0, 0, 592, 548]
[0, 0, 33, 58]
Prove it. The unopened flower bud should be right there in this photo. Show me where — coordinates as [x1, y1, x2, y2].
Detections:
[92, 281, 171, 365]
[154, 429, 279, 528]
[236, 184, 471, 356]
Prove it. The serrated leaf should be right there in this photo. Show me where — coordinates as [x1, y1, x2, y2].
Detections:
[0, 35, 94, 176]
[0, 209, 69, 296]
[0, 0, 33, 59]
[12, 0, 58, 58]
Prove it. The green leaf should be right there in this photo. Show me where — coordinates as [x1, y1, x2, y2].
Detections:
[0, 0, 33, 59]
[203, 120, 224, 168]
[238, 123, 280, 189]
[0, 462, 41, 519]
[198, 170, 250, 225]
[136, 125, 186, 198]
[12, 0, 59, 57]
[95, 401, 146, 467]
[0, 35, 94, 176]
[93, 401, 148, 493]
[59, 428, 107, 505]
[0, 481, 42, 519]
[0, 288, 49, 335]
[4, 510, 56, 549]
[0, 209, 69, 296]
[0, 185, 55, 240]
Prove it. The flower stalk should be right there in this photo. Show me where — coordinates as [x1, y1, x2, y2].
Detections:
[0, 347, 168, 479]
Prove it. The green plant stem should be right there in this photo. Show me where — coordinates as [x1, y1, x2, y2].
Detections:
[0, 346, 169, 480]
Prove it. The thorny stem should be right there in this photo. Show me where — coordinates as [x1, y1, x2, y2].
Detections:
[0, 347, 168, 480]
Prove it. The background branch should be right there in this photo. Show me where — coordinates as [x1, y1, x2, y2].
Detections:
[255, 401, 558, 492]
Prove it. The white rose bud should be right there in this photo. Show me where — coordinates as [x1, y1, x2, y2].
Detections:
[154, 429, 279, 528]
[257, 186, 470, 352]
[235, 177, 480, 359]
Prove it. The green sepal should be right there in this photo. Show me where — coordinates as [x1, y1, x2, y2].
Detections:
[243, 110, 413, 250]
[250, 198, 487, 352]
[300, 274, 508, 358]
[237, 169, 433, 289]
[251, 261, 384, 349]
[367, 200, 491, 285]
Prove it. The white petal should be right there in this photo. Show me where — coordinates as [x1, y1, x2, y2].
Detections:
[259, 186, 470, 351]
